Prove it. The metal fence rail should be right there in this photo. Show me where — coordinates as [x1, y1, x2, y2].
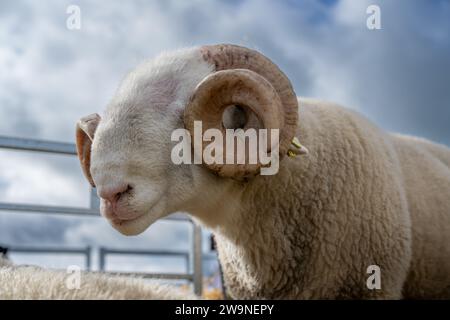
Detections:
[99, 247, 190, 280]
[0, 135, 203, 295]
[7, 246, 92, 270]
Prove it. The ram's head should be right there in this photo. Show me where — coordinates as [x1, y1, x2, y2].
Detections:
[76, 44, 298, 235]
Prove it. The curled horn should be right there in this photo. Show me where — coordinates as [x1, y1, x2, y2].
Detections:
[184, 44, 298, 179]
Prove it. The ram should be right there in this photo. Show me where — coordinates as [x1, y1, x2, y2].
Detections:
[76, 44, 450, 299]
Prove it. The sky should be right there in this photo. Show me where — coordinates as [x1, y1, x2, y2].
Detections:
[0, 0, 449, 279]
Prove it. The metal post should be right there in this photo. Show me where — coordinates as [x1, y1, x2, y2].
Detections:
[99, 247, 105, 271]
[85, 246, 91, 270]
[192, 224, 203, 296]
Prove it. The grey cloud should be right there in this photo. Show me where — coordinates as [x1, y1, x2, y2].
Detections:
[0, 212, 77, 245]
[0, 89, 41, 137]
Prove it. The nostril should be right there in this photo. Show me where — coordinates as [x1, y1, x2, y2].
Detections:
[115, 185, 133, 201]
[98, 183, 132, 203]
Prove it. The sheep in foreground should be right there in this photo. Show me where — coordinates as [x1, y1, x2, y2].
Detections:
[76, 44, 450, 299]
[0, 257, 197, 299]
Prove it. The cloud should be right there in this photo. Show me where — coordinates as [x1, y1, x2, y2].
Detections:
[1, 0, 449, 142]
[0, 0, 449, 274]
[0, 150, 88, 206]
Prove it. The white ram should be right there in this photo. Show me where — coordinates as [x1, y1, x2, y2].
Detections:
[76, 44, 450, 299]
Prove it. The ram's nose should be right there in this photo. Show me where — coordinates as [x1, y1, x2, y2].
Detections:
[97, 183, 132, 207]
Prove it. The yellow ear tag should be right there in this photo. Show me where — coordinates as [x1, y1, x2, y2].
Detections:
[287, 137, 309, 158]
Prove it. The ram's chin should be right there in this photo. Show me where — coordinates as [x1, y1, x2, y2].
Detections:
[109, 210, 163, 236]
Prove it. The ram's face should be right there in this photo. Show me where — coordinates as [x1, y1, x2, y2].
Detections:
[76, 48, 212, 235]
[75, 44, 299, 235]
[89, 108, 173, 235]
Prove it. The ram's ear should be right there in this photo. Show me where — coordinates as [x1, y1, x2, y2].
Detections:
[76, 113, 101, 187]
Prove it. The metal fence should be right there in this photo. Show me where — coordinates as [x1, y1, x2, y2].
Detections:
[0, 135, 203, 295]
[99, 247, 190, 280]
[7, 246, 92, 270]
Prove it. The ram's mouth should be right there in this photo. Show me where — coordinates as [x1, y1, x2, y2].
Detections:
[101, 205, 142, 222]
[107, 211, 150, 235]
[99, 203, 147, 235]
[105, 200, 165, 236]
[109, 213, 144, 225]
